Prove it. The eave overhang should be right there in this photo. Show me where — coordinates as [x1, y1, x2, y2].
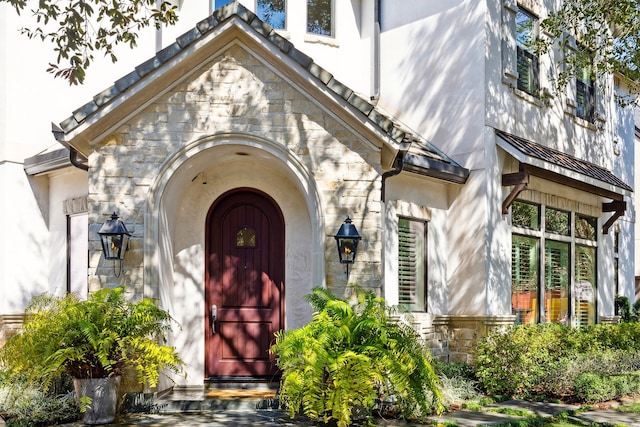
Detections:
[24, 148, 71, 176]
[497, 130, 632, 200]
[497, 130, 632, 234]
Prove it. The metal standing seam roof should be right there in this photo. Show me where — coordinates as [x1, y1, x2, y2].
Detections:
[56, 1, 468, 184]
[496, 130, 633, 192]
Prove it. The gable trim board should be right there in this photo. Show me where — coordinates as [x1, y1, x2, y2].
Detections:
[53, 2, 467, 184]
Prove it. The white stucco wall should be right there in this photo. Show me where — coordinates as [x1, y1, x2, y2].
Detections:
[0, 163, 50, 313]
[48, 168, 89, 297]
[379, 0, 486, 168]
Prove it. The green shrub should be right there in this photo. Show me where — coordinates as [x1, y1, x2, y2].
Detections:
[473, 324, 576, 397]
[615, 295, 640, 323]
[435, 362, 476, 381]
[474, 323, 640, 401]
[573, 372, 616, 403]
[271, 286, 443, 427]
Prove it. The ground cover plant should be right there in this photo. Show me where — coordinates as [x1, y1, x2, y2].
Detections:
[271, 286, 444, 427]
[0, 373, 81, 427]
[474, 322, 640, 403]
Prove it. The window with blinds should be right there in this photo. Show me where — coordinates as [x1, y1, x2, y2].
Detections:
[512, 235, 538, 324]
[575, 246, 596, 326]
[511, 200, 598, 327]
[544, 241, 569, 324]
[398, 218, 426, 312]
[516, 7, 540, 96]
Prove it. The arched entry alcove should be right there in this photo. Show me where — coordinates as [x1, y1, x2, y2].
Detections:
[144, 133, 324, 386]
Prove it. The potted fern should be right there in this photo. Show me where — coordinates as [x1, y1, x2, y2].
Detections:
[0, 286, 184, 425]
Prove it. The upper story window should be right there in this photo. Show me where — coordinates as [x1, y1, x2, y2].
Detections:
[257, 0, 285, 29]
[516, 7, 539, 96]
[307, 0, 333, 37]
[213, 0, 232, 9]
[576, 48, 596, 122]
[212, 0, 285, 30]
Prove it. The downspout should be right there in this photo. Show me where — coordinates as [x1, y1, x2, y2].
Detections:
[69, 147, 89, 171]
[381, 151, 404, 202]
[370, 0, 380, 101]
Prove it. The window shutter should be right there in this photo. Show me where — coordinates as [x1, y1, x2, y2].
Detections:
[398, 219, 426, 311]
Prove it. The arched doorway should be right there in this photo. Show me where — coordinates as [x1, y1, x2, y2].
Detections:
[205, 188, 284, 378]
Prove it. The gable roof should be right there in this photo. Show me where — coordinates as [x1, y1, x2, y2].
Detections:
[54, 1, 468, 184]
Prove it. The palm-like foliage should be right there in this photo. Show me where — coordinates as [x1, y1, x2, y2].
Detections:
[271, 286, 443, 427]
[0, 286, 183, 391]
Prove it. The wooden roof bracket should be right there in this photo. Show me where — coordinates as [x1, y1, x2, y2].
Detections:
[602, 200, 626, 234]
[502, 166, 529, 214]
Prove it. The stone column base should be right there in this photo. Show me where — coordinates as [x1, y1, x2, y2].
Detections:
[0, 314, 25, 347]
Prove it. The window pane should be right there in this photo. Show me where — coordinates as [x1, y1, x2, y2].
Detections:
[307, 0, 332, 36]
[257, 0, 285, 29]
[512, 235, 539, 324]
[576, 49, 595, 122]
[575, 246, 596, 327]
[576, 215, 597, 240]
[545, 208, 570, 235]
[544, 241, 569, 324]
[516, 7, 539, 95]
[236, 227, 256, 247]
[214, 0, 233, 9]
[398, 218, 426, 312]
[512, 201, 540, 230]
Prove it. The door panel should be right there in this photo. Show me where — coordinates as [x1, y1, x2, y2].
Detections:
[205, 189, 284, 378]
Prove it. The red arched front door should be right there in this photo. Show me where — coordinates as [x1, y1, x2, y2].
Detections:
[205, 189, 284, 378]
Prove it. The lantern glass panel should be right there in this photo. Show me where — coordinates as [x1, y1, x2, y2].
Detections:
[338, 238, 358, 263]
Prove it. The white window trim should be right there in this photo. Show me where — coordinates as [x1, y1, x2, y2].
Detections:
[384, 201, 431, 310]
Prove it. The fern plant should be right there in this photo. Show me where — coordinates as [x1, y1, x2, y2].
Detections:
[0, 286, 184, 392]
[270, 286, 443, 427]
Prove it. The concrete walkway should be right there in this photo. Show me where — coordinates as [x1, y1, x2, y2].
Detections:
[104, 403, 640, 426]
[50, 395, 640, 426]
[427, 399, 640, 426]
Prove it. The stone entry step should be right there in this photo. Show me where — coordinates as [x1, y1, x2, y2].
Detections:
[154, 384, 280, 413]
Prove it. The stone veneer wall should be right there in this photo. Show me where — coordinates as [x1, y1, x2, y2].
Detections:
[428, 315, 517, 364]
[89, 44, 383, 300]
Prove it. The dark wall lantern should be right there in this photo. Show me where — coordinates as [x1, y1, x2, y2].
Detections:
[334, 217, 361, 274]
[98, 212, 131, 276]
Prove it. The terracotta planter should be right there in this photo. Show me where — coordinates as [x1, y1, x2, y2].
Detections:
[73, 376, 121, 425]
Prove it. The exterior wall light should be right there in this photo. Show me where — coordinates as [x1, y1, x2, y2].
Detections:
[98, 212, 131, 276]
[334, 216, 361, 276]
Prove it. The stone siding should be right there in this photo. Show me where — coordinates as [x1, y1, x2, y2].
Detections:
[427, 315, 517, 364]
[88, 44, 383, 299]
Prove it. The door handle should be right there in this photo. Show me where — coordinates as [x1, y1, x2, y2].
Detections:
[210, 304, 217, 335]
